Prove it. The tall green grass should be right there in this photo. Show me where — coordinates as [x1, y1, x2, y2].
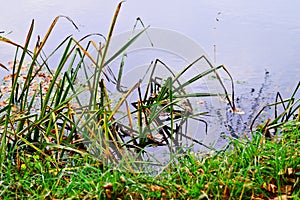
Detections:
[0, 2, 231, 173]
[0, 2, 299, 199]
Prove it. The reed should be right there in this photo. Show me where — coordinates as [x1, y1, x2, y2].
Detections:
[0, 2, 231, 173]
[251, 81, 300, 137]
[0, 2, 299, 199]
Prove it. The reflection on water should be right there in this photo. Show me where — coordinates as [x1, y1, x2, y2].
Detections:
[1, 1, 299, 90]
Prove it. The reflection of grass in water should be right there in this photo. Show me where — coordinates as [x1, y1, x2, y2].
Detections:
[251, 81, 300, 137]
[224, 71, 273, 139]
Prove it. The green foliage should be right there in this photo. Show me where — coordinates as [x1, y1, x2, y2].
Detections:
[0, 121, 298, 199]
[2, 2, 298, 199]
[0, 1, 229, 173]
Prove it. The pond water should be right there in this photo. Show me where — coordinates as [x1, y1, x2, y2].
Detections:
[1, 1, 300, 152]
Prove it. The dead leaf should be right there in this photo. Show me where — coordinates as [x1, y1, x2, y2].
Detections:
[120, 176, 126, 183]
[287, 168, 293, 175]
[273, 195, 289, 200]
[0, 100, 7, 107]
[103, 182, 113, 189]
[228, 107, 245, 114]
[149, 185, 165, 193]
[105, 189, 112, 199]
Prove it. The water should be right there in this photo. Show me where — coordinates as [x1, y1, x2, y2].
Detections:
[1, 1, 300, 152]
[2, 1, 299, 89]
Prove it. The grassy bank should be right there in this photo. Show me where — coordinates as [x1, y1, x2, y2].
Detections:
[0, 119, 299, 199]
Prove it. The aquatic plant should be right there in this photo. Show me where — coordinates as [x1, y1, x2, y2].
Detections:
[0, 2, 232, 172]
[251, 81, 300, 137]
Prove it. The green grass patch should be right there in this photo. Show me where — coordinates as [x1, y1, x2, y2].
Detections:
[0, 120, 299, 199]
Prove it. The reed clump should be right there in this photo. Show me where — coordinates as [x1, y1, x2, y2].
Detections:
[0, 2, 229, 173]
[1, 2, 298, 199]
